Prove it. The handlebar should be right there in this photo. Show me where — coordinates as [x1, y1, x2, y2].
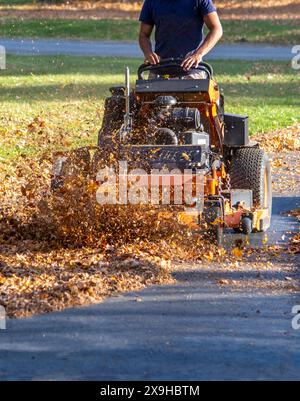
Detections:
[137, 58, 213, 80]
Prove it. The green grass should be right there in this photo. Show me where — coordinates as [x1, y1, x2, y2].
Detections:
[220, 20, 300, 45]
[0, 55, 299, 162]
[0, 19, 139, 41]
[0, 19, 299, 44]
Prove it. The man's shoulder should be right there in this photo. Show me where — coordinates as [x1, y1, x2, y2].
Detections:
[196, 0, 215, 6]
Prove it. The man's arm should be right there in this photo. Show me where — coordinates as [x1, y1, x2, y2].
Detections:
[139, 22, 160, 65]
[181, 12, 223, 70]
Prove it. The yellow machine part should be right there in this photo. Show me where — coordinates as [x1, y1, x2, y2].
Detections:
[251, 208, 270, 231]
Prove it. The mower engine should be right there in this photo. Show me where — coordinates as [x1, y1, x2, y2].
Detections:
[126, 92, 211, 173]
[152, 95, 202, 133]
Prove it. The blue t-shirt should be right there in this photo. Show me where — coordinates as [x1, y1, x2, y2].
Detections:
[139, 0, 216, 59]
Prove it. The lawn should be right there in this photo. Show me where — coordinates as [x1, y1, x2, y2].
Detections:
[0, 55, 299, 164]
[0, 19, 299, 44]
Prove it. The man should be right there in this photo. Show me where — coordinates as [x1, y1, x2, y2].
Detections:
[139, 0, 222, 75]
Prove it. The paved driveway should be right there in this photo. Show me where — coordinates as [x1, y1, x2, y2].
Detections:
[0, 38, 294, 60]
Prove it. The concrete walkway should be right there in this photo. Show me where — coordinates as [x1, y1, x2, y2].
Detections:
[0, 38, 294, 60]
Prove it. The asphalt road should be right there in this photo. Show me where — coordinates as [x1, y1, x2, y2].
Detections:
[1, 196, 299, 380]
[0, 38, 294, 60]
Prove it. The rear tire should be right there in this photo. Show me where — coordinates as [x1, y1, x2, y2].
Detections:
[229, 147, 272, 232]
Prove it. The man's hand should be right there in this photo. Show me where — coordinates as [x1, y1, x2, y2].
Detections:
[139, 23, 160, 65]
[181, 50, 203, 71]
[144, 51, 160, 65]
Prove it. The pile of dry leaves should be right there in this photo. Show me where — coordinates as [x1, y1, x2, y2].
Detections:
[285, 209, 300, 255]
[253, 124, 300, 195]
[253, 125, 300, 255]
[253, 124, 300, 153]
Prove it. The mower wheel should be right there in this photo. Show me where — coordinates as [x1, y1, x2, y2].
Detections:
[241, 216, 253, 235]
[204, 204, 224, 245]
[229, 147, 272, 232]
[211, 223, 224, 246]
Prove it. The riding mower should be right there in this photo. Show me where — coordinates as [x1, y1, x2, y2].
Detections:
[52, 59, 272, 244]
